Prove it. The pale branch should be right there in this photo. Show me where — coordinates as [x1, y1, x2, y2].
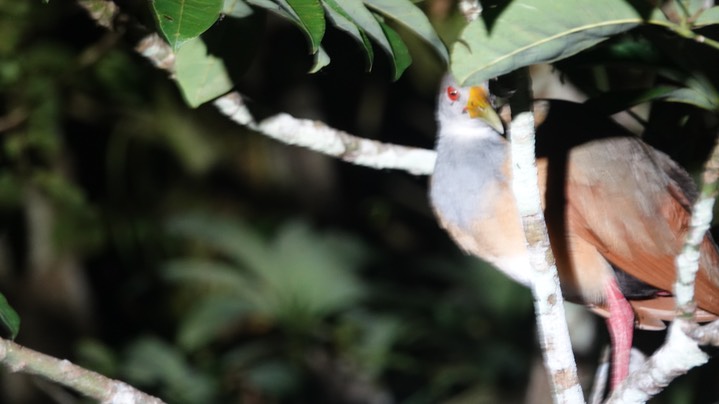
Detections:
[458, 0, 482, 22]
[606, 320, 709, 404]
[590, 348, 648, 403]
[215, 94, 436, 175]
[507, 72, 584, 404]
[589, 348, 610, 404]
[77, 0, 118, 28]
[675, 135, 719, 315]
[688, 319, 719, 345]
[0, 338, 165, 404]
[134, 29, 437, 176]
[455, 1, 583, 402]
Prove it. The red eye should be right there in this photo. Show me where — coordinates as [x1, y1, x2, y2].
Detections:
[447, 86, 459, 101]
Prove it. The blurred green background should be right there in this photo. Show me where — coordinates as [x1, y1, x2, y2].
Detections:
[1, 0, 718, 403]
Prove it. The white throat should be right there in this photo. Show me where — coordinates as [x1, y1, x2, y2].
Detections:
[439, 119, 501, 143]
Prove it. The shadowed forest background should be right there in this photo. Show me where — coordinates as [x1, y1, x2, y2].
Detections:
[2, 0, 719, 403]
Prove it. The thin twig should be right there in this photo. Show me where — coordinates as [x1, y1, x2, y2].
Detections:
[0, 338, 165, 404]
[606, 320, 708, 403]
[214, 94, 436, 175]
[675, 135, 719, 316]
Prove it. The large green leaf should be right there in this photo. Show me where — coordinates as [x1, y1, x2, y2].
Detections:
[663, 87, 719, 110]
[310, 46, 331, 73]
[694, 6, 719, 27]
[0, 293, 19, 340]
[246, 0, 297, 20]
[583, 86, 678, 115]
[323, 0, 374, 68]
[686, 0, 715, 20]
[332, 0, 394, 64]
[167, 214, 368, 331]
[285, 0, 326, 53]
[223, 0, 254, 18]
[268, 221, 366, 323]
[152, 0, 223, 50]
[246, 0, 328, 72]
[175, 37, 233, 107]
[377, 18, 411, 80]
[363, 0, 447, 63]
[452, 0, 656, 85]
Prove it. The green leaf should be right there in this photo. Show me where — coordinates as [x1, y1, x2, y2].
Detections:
[378, 18, 411, 80]
[348, 314, 402, 377]
[285, 0, 326, 53]
[333, 0, 394, 63]
[177, 297, 251, 350]
[662, 87, 718, 110]
[223, 0, 254, 18]
[167, 213, 270, 272]
[122, 337, 216, 403]
[76, 339, 118, 376]
[323, 0, 374, 68]
[163, 259, 252, 293]
[660, 73, 719, 111]
[0, 293, 19, 339]
[246, 360, 301, 395]
[32, 170, 87, 209]
[686, 0, 715, 20]
[583, 86, 678, 115]
[268, 222, 366, 324]
[156, 112, 220, 173]
[246, 0, 297, 21]
[162, 258, 269, 309]
[694, 6, 719, 27]
[557, 35, 667, 67]
[245, 0, 325, 60]
[152, 0, 223, 50]
[175, 37, 233, 107]
[310, 46, 330, 73]
[363, 0, 447, 63]
[452, 0, 656, 85]
[0, 172, 23, 208]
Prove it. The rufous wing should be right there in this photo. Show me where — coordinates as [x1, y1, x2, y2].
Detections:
[563, 136, 719, 318]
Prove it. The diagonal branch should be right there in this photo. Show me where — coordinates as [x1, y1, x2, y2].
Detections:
[0, 338, 165, 404]
[131, 27, 437, 176]
[213, 93, 436, 175]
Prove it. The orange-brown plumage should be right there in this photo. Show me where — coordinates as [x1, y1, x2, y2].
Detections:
[430, 75, 719, 388]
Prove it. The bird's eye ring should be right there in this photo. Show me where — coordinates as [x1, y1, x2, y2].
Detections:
[447, 86, 459, 101]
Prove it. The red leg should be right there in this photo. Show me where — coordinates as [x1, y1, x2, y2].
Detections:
[604, 278, 635, 389]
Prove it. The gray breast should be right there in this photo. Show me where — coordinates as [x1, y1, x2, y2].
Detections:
[430, 136, 508, 232]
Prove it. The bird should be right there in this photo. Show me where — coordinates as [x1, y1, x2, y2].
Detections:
[429, 73, 719, 389]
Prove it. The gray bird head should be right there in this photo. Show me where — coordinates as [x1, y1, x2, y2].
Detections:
[436, 74, 504, 134]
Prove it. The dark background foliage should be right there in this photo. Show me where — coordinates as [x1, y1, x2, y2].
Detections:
[1, 0, 719, 403]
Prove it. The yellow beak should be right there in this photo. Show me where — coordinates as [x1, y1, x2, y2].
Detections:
[465, 86, 504, 134]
